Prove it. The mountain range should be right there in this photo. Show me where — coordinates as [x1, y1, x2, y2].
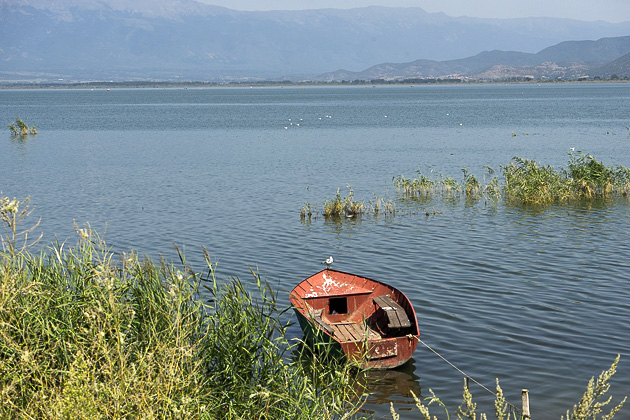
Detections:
[1, 0, 630, 82]
[319, 36, 630, 81]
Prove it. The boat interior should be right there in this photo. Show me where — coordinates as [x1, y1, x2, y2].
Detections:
[302, 290, 413, 343]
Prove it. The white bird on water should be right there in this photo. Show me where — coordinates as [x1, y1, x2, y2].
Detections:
[322, 256, 334, 269]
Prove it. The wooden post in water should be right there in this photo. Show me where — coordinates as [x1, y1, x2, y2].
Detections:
[521, 389, 531, 419]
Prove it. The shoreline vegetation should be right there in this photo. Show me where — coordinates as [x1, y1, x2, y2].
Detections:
[1, 78, 629, 90]
[1, 194, 627, 418]
[0, 198, 364, 419]
[302, 153, 630, 220]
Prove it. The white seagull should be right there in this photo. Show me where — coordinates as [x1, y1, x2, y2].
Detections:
[322, 256, 334, 269]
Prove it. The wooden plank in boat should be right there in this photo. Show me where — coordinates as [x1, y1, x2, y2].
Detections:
[330, 322, 380, 343]
[373, 295, 411, 329]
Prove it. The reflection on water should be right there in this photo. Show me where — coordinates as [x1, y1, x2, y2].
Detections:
[358, 359, 423, 415]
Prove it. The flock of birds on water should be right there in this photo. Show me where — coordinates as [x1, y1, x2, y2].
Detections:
[282, 113, 469, 130]
[284, 115, 334, 129]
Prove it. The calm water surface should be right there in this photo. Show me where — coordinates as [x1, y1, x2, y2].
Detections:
[1, 84, 629, 418]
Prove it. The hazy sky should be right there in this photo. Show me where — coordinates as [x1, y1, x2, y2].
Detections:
[199, 0, 630, 23]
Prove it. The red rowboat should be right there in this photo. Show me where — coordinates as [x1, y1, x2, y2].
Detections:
[290, 268, 420, 369]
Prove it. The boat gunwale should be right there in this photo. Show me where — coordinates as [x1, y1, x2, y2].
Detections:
[290, 269, 419, 333]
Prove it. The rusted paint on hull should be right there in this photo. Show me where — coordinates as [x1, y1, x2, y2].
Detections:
[290, 269, 420, 369]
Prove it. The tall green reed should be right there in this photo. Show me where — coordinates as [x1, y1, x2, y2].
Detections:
[323, 186, 365, 218]
[390, 356, 625, 419]
[395, 153, 630, 206]
[0, 202, 365, 419]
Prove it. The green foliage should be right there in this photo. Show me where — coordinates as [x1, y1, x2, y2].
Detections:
[562, 354, 626, 420]
[393, 173, 437, 197]
[7, 118, 37, 137]
[322, 186, 365, 218]
[457, 378, 486, 420]
[462, 169, 481, 199]
[494, 379, 509, 420]
[0, 196, 42, 259]
[502, 157, 569, 205]
[0, 197, 365, 419]
[392, 361, 627, 420]
[300, 202, 313, 219]
[317, 187, 396, 219]
[566, 153, 629, 199]
[370, 195, 396, 216]
[395, 153, 630, 206]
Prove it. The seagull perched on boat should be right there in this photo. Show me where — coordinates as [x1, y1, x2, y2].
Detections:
[322, 256, 333, 269]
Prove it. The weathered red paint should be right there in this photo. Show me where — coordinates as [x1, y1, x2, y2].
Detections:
[290, 269, 420, 369]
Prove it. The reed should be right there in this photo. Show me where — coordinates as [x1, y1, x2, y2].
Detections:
[300, 202, 314, 219]
[502, 157, 570, 205]
[0, 200, 364, 419]
[7, 118, 37, 137]
[395, 153, 630, 206]
[370, 195, 396, 216]
[323, 186, 365, 218]
[566, 153, 630, 198]
[391, 356, 626, 419]
[393, 173, 436, 197]
[462, 168, 481, 199]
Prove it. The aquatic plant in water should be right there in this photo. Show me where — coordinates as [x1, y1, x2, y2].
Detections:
[502, 157, 570, 205]
[322, 186, 365, 218]
[7, 118, 37, 137]
[395, 153, 630, 206]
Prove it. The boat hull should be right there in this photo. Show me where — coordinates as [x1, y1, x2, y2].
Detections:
[290, 269, 420, 369]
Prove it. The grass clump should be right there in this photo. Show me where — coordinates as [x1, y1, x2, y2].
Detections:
[323, 186, 365, 218]
[370, 195, 396, 216]
[394, 173, 437, 198]
[311, 187, 396, 220]
[7, 118, 37, 137]
[502, 157, 570, 205]
[396, 153, 630, 206]
[503, 153, 630, 204]
[0, 197, 364, 419]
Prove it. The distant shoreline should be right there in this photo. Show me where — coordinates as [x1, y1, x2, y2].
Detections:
[1, 78, 628, 90]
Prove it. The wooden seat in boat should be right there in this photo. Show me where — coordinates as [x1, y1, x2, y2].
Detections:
[373, 295, 411, 329]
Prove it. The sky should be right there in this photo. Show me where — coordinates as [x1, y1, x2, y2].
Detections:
[198, 0, 630, 23]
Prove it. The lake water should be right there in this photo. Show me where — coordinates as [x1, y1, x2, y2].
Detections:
[1, 84, 629, 418]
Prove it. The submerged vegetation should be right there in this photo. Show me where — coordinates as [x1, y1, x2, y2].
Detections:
[304, 154, 630, 221]
[301, 186, 396, 220]
[1, 195, 627, 419]
[394, 153, 630, 206]
[7, 118, 37, 137]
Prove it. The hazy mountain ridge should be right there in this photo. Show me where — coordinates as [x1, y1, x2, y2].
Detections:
[317, 36, 630, 81]
[1, 0, 630, 82]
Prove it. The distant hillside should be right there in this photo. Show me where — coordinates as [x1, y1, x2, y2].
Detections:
[317, 36, 630, 81]
[2, 0, 630, 82]
[590, 53, 630, 78]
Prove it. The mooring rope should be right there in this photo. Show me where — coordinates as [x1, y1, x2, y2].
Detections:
[410, 334, 522, 414]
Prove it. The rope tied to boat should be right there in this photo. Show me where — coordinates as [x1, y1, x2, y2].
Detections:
[407, 334, 523, 415]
